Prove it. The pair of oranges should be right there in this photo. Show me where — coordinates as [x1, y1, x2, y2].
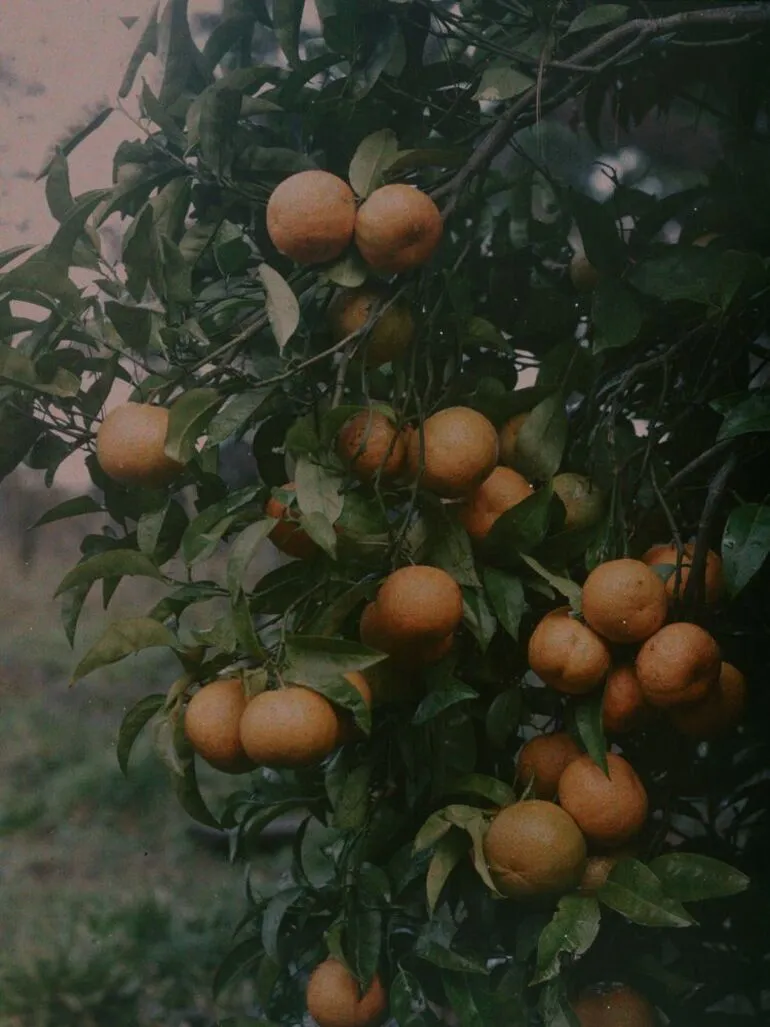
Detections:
[184, 672, 371, 774]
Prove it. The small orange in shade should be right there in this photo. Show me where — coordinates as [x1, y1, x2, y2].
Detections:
[572, 984, 659, 1027]
[579, 851, 636, 894]
[184, 678, 254, 773]
[266, 483, 318, 560]
[335, 671, 373, 745]
[603, 665, 649, 734]
[337, 410, 406, 482]
[354, 184, 443, 274]
[266, 170, 356, 264]
[558, 753, 648, 848]
[569, 252, 601, 293]
[582, 558, 668, 644]
[459, 466, 533, 541]
[407, 406, 499, 498]
[641, 542, 724, 604]
[528, 607, 611, 695]
[239, 687, 340, 768]
[306, 958, 387, 1027]
[635, 622, 720, 708]
[669, 661, 746, 738]
[328, 285, 415, 366]
[516, 732, 582, 799]
[96, 403, 183, 488]
[498, 412, 529, 469]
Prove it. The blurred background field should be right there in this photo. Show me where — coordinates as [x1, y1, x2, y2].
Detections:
[0, 470, 287, 1027]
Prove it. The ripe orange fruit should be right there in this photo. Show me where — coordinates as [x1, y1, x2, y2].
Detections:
[184, 678, 254, 773]
[337, 411, 406, 483]
[328, 286, 415, 366]
[306, 958, 386, 1027]
[266, 483, 318, 560]
[603, 665, 649, 734]
[558, 753, 648, 847]
[582, 558, 668, 645]
[641, 542, 724, 604]
[239, 686, 340, 768]
[516, 732, 582, 799]
[552, 473, 605, 531]
[335, 671, 373, 745]
[372, 565, 463, 644]
[528, 607, 611, 695]
[569, 252, 601, 293]
[266, 170, 356, 264]
[96, 403, 183, 488]
[572, 984, 659, 1027]
[668, 661, 746, 738]
[498, 412, 529, 469]
[360, 596, 456, 671]
[354, 184, 442, 274]
[458, 466, 532, 541]
[483, 800, 587, 899]
[406, 406, 499, 498]
[635, 622, 720, 708]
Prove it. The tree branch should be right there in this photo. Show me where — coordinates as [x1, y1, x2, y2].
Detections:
[683, 453, 738, 611]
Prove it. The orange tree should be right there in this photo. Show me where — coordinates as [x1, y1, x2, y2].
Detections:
[2, 1, 770, 1024]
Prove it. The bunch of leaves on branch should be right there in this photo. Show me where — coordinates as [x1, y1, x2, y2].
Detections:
[3, 1, 770, 1024]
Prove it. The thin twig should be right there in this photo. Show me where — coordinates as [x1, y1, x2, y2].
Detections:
[683, 453, 738, 611]
[663, 439, 735, 495]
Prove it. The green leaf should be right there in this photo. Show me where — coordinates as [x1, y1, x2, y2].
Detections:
[474, 66, 533, 102]
[258, 263, 300, 350]
[413, 676, 479, 726]
[533, 895, 601, 984]
[295, 457, 344, 524]
[45, 150, 73, 222]
[206, 389, 272, 446]
[283, 635, 387, 683]
[519, 554, 582, 611]
[539, 978, 580, 1027]
[567, 4, 629, 34]
[442, 972, 499, 1027]
[598, 859, 697, 928]
[447, 773, 514, 807]
[346, 872, 382, 988]
[212, 938, 264, 1000]
[348, 129, 399, 198]
[165, 388, 222, 464]
[390, 969, 428, 1026]
[273, 0, 306, 67]
[414, 804, 481, 852]
[413, 938, 488, 975]
[0, 344, 80, 398]
[231, 590, 267, 660]
[568, 191, 626, 273]
[31, 495, 103, 529]
[37, 107, 113, 177]
[717, 391, 770, 441]
[323, 250, 368, 288]
[628, 248, 735, 306]
[484, 484, 554, 557]
[118, 3, 159, 98]
[300, 511, 338, 559]
[1, 255, 81, 309]
[648, 853, 749, 902]
[464, 316, 512, 354]
[485, 687, 522, 749]
[462, 589, 498, 654]
[427, 506, 481, 587]
[180, 487, 259, 565]
[721, 503, 770, 596]
[332, 762, 371, 830]
[197, 87, 241, 175]
[592, 278, 642, 352]
[106, 301, 155, 354]
[71, 617, 178, 683]
[0, 243, 34, 270]
[159, 235, 194, 302]
[304, 674, 372, 735]
[56, 550, 165, 597]
[227, 520, 276, 596]
[573, 692, 608, 774]
[351, 16, 404, 99]
[117, 693, 165, 775]
[482, 568, 526, 640]
[262, 886, 303, 962]
[513, 394, 568, 481]
[137, 495, 171, 557]
[173, 756, 221, 830]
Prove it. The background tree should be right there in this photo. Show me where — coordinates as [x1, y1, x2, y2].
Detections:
[1, 1, 770, 1024]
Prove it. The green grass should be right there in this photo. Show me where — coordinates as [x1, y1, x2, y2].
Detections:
[0, 489, 289, 1026]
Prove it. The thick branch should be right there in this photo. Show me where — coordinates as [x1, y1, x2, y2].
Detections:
[683, 453, 738, 611]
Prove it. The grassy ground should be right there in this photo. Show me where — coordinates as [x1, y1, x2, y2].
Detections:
[0, 478, 287, 1026]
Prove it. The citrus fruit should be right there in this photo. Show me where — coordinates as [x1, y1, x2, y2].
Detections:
[184, 678, 254, 773]
[335, 671, 373, 745]
[572, 984, 659, 1027]
[371, 565, 463, 644]
[328, 286, 415, 366]
[96, 403, 183, 488]
[337, 411, 406, 483]
[306, 958, 386, 1027]
[484, 800, 587, 899]
[635, 622, 720, 708]
[458, 466, 532, 541]
[641, 542, 724, 604]
[516, 732, 582, 799]
[579, 851, 636, 894]
[406, 406, 499, 498]
[266, 483, 318, 560]
[239, 686, 340, 768]
[602, 665, 649, 734]
[569, 252, 601, 292]
[693, 231, 720, 247]
[528, 607, 611, 695]
[266, 170, 356, 264]
[354, 184, 443, 274]
[668, 661, 746, 738]
[498, 412, 529, 469]
[552, 473, 605, 531]
[558, 753, 648, 847]
[582, 558, 668, 644]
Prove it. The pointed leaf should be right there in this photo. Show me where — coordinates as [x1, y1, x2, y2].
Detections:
[173, 756, 221, 829]
[165, 387, 222, 463]
[567, 4, 629, 34]
[721, 503, 770, 596]
[284, 635, 387, 683]
[56, 550, 164, 597]
[573, 692, 608, 774]
[648, 853, 749, 902]
[227, 520, 276, 595]
[32, 495, 103, 529]
[348, 129, 399, 198]
[519, 554, 582, 610]
[71, 617, 179, 683]
[258, 263, 300, 350]
[474, 67, 533, 102]
[717, 392, 770, 441]
[482, 568, 526, 640]
[273, 0, 306, 67]
[295, 456, 344, 523]
[533, 895, 601, 984]
[592, 278, 642, 352]
[599, 859, 697, 928]
[513, 394, 568, 482]
[413, 676, 479, 726]
[117, 693, 165, 775]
